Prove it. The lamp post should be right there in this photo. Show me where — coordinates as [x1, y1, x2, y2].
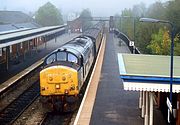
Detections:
[139, 18, 175, 124]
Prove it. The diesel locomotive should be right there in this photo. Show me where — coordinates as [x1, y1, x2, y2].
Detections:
[40, 22, 105, 111]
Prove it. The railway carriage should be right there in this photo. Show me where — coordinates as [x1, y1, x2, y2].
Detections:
[40, 22, 105, 111]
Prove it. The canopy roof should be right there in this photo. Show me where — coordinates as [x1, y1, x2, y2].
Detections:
[118, 53, 180, 93]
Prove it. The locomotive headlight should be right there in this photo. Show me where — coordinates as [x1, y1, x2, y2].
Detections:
[65, 89, 69, 94]
[55, 84, 60, 89]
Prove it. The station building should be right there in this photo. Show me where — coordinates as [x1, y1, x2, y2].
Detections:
[0, 11, 66, 71]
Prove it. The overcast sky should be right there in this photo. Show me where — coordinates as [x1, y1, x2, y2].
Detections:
[0, 0, 168, 16]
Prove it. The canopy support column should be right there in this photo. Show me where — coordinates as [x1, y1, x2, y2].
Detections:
[139, 91, 143, 109]
[142, 91, 146, 118]
[149, 92, 153, 125]
[144, 91, 149, 125]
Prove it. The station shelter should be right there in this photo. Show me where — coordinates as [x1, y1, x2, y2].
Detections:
[0, 26, 65, 71]
[118, 53, 180, 125]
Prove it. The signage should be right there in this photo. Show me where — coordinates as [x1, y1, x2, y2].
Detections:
[167, 97, 172, 123]
[129, 41, 134, 47]
[167, 97, 172, 113]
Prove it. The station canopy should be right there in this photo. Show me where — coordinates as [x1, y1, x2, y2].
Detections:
[118, 53, 180, 93]
[0, 25, 65, 48]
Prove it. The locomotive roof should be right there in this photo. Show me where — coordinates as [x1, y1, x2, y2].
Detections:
[83, 28, 101, 39]
[83, 21, 104, 39]
[51, 36, 93, 59]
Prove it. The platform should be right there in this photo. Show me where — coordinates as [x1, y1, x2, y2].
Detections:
[74, 33, 143, 125]
[74, 33, 167, 125]
[89, 33, 143, 125]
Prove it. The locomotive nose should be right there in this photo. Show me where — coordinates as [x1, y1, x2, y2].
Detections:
[40, 66, 79, 96]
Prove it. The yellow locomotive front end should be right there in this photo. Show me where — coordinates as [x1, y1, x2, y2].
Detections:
[40, 65, 79, 96]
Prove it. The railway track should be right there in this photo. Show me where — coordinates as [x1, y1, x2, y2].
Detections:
[0, 81, 40, 125]
[40, 112, 73, 125]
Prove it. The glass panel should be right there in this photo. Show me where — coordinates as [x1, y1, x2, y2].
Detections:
[46, 54, 56, 64]
[57, 52, 66, 61]
[68, 53, 78, 63]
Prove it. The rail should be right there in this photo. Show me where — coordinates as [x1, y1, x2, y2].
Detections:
[0, 81, 40, 125]
[0, 59, 43, 96]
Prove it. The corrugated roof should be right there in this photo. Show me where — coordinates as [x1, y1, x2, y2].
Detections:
[0, 25, 66, 48]
[0, 23, 39, 32]
[0, 11, 34, 24]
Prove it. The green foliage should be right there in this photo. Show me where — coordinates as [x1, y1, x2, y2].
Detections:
[35, 2, 63, 26]
[147, 28, 180, 55]
[174, 35, 180, 56]
[80, 8, 93, 31]
[147, 2, 166, 20]
[120, 9, 134, 40]
[132, 2, 146, 17]
[147, 28, 170, 55]
[80, 8, 92, 18]
[116, 0, 180, 55]
[166, 0, 180, 33]
[135, 23, 152, 54]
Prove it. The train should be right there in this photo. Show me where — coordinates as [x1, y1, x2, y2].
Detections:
[40, 22, 105, 111]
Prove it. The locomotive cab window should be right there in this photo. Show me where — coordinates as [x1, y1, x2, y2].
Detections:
[46, 53, 56, 65]
[57, 52, 66, 61]
[68, 53, 78, 63]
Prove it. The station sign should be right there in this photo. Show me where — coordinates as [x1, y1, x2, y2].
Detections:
[167, 97, 172, 123]
[129, 41, 134, 47]
[167, 97, 172, 113]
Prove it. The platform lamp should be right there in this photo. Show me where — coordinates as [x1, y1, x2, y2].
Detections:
[139, 17, 175, 124]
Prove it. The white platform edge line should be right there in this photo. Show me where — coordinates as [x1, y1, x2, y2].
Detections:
[117, 53, 126, 75]
[73, 35, 106, 125]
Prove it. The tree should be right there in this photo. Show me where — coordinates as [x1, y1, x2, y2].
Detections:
[147, 2, 166, 20]
[147, 27, 180, 55]
[115, 1, 180, 54]
[166, 0, 180, 33]
[35, 2, 63, 26]
[147, 28, 169, 55]
[79, 9, 92, 31]
[132, 2, 146, 17]
[120, 8, 134, 40]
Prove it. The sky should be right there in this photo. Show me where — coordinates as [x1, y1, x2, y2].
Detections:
[0, 0, 168, 16]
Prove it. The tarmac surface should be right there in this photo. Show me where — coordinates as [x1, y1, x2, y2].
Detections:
[89, 33, 167, 125]
[0, 33, 80, 84]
